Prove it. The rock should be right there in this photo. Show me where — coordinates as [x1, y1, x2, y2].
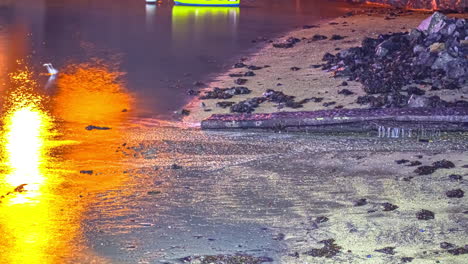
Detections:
[414, 166, 437, 175]
[354, 198, 367, 206]
[247, 65, 263, 70]
[230, 97, 266, 113]
[395, 159, 409, 164]
[233, 62, 247, 68]
[305, 239, 342, 258]
[375, 247, 395, 255]
[447, 247, 468, 255]
[234, 78, 248, 85]
[417, 12, 447, 35]
[186, 89, 200, 96]
[407, 161, 422, 167]
[448, 174, 463, 181]
[314, 216, 329, 223]
[290, 67, 301, 71]
[432, 160, 455, 169]
[416, 209, 435, 220]
[407, 95, 432, 108]
[303, 25, 319, 29]
[244, 71, 256, 77]
[401, 257, 414, 263]
[446, 189, 464, 198]
[216, 101, 235, 108]
[340, 81, 348, 86]
[440, 242, 456, 249]
[311, 34, 327, 41]
[382, 202, 398, 211]
[338, 89, 354, 96]
[229, 73, 244, 77]
[429, 42, 445, 53]
[171, 164, 183, 169]
[180, 109, 190, 116]
[330, 34, 345, 41]
[147, 191, 161, 195]
[85, 125, 111, 131]
[80, 170, 93, 174]
[200, 87, 251, 99]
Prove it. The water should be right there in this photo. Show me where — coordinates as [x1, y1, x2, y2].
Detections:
[0, 0, 352, 118]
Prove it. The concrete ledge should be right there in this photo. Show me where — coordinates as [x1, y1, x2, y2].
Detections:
[201, 107, 468, 132]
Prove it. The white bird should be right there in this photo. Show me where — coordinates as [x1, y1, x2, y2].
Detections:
[43, 63, 58, 75]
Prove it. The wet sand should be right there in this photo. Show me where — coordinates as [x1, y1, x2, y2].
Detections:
[183, 10, 468, 125]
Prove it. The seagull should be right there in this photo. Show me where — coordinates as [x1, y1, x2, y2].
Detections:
[43, 63, 58, 75]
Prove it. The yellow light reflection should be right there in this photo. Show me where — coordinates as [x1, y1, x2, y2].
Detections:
[0, 68, 59, 263]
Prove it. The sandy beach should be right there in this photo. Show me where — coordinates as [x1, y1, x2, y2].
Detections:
[183, 8, 468, 125]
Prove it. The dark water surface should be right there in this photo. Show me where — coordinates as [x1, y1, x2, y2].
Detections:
[0, 0, 352, 118]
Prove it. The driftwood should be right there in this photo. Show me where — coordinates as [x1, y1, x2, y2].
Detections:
[201, 107, 468, 133]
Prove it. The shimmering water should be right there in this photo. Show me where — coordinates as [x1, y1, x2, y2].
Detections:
[0, 0, 352, 118]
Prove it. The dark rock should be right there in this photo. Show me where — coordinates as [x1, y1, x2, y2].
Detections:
[382, 202, 398, 211]
[375, 247, 396, 255]
[310, 97, 324, 103]
[85, 125, 111, 131]
[80, 170, 93, 175]
[414, 166, 437, 175]
[354, 198, 368, 206]
[171, 164, 183, 170]
[244, 71, 256, 77]
[432, 160, 455, 169]
[401, 257, 414, 263]
[330, 34, 346, 40]
[247, 65, 263, 70]
[303, 25, 319, 29]
[233, 62, 247, 68]
[396, 159, 410, 164]
[180, 254, 274, 263]
[407, 161, 422, 167]
[290, 67, 301, 71]
[446, 189, 464, 198]
[147, 191, 161, 195]
[216, 101, 235, 108]
[315, 216, 329, 223]
[447, 247, 468, 255]
[448, 174, 463, 181]
[305, 239, 342, 258]
[187, 89, 200, 96]
[416, 209, 435, 220]
[230, 97, 266, 113]
[180, 109, 190, 116]
[311, 34, 328, 41]
[341, 81, 348, 86]
[200, 87, 251, 99]
[229, 73, 244, 77]
[338, 89, 354, 96]
[440, 242, 456, 249]
[234, 78, 248, 85]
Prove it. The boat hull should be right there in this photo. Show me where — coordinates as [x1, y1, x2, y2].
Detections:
[174, 0, 240, 7]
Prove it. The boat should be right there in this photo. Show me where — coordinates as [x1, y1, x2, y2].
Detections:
[174, 0, 240, 7]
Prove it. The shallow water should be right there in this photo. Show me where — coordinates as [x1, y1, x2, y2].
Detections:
[0, 0, 352, 118]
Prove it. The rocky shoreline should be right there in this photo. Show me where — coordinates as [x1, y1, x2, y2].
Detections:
[183, 7, 468, 131]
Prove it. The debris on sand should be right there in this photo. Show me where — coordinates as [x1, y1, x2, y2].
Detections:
[416, 209, 435, 220]
[200, 87, 251, 100]
[273, 37, 301, 49]
[305, 239, 342, 258]
[446, 189, 464, 198]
